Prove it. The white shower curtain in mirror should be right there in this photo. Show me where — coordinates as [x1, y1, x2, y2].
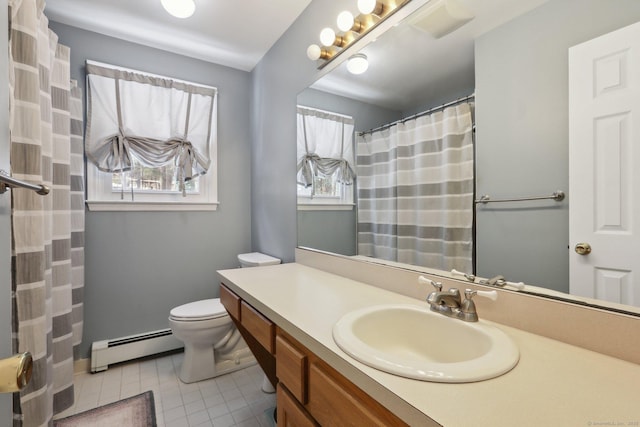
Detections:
[356, 103, 474, 272]
[9, 0, 85, 425]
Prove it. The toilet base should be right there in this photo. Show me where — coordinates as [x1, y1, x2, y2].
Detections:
[261, 375, 275, 393]
[178, 345, 257, 384]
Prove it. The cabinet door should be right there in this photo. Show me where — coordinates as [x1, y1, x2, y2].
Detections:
[276, 333, 308, 403]
[308, 360, 407, 427]
[277, 384, 318, 427]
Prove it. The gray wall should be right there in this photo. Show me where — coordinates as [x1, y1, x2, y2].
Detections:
[297, 211, 357, 255]
[49, 22, 254, 358]
[475, 0, 640, 291]
[250, 0, 350, 263]
[296, 88, 401, 256]
[1, 0, 12, 423]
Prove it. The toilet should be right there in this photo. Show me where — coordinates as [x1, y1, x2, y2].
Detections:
[169, 252, 281, 384]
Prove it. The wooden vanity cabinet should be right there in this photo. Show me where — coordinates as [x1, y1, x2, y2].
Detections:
[219, 284, 277, 387]
[277, 329, 407, 427]
[220, 283, 408, 427]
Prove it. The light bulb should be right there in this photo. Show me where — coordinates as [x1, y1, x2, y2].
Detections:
[347, 54, 369, 75]
[357, 0, 377, 14]
[319, 28, 336, 47]
[337, 11, 355, 32]
[307, 44, 322, 60]
[161, 0, 195, 18]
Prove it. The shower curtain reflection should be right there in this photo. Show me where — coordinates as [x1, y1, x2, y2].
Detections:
[356, 102, 475, 272]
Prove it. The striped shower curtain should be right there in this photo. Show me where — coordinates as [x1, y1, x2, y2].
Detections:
[9, 0, 85, 425]
[356, 102, 474, 272]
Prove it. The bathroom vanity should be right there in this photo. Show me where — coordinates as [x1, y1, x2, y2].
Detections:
[220, 283, 407, 426]
[217, 251, 640, 426]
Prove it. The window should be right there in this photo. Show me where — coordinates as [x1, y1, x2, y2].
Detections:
[296, 106, 355, 210]
[85, 61, 218, 211]
[111, 163, 199, 193]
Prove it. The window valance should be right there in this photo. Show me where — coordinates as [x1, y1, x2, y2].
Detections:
[85, 61, 217, 196]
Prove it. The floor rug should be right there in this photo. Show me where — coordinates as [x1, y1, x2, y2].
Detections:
[54, 391, 156, 427]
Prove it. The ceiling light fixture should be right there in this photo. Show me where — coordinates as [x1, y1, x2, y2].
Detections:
[161, 0, 196, 19]
[347, 53, 369, 74]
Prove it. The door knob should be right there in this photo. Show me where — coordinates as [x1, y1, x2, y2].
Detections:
[0, 352, 33, 393]
[574, 243, 592, 255]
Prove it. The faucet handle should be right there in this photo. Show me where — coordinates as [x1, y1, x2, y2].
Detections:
[464, 289, 498, 301]
[504, 281, 525, 290]
[451, 268, 476, 282]
[418, 275, 442, 291]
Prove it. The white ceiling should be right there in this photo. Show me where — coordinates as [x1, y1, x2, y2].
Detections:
[44, 0, 312, 71]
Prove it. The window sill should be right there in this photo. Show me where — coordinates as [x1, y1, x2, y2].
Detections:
[86, 200, 219, 212]
[297, 203, 355, 211]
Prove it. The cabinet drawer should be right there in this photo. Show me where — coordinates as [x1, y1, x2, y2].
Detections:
[241, 301, 275, 353]
[219, 284, 241, 320]
[276, 334, 308, 404]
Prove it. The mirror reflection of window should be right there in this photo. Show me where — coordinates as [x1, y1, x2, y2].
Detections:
[296, 106, 356, 206]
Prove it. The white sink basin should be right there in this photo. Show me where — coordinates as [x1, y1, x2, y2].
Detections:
[332, 304, 519, 383]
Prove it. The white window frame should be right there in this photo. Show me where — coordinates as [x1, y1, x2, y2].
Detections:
[85, 61, 218, 212]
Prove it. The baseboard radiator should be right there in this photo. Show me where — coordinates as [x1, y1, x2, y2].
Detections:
[91, 328, 183, 373]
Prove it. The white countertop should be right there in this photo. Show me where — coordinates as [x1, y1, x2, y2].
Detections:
[217, 263, 640, 427]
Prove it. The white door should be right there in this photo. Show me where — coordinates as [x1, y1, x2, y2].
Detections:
[569, 21, 640, 306]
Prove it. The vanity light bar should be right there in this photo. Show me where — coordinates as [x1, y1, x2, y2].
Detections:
[307, 0, 411, 69]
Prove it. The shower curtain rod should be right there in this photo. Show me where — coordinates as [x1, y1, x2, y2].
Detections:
[357, 92, 475, 136]
[0, 170, 50, 195]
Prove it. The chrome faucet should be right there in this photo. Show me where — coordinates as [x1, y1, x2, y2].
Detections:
[478, 275, 525, 290]
[418, 276, 497, 322]
[452, 269, 526, 291]
[479, 275, 506, 286]
[427, 287, 462, 316]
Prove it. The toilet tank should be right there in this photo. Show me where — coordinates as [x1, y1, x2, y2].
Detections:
[238, 252, 281, 268]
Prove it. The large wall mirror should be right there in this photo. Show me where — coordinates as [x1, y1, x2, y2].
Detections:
[296, 0, 640, 314]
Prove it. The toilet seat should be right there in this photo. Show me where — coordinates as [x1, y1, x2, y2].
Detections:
[170, 299, 228, 321]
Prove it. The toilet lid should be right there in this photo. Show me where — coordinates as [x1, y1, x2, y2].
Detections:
[238, 252, 281, 266]
[170, 299, 228, 321]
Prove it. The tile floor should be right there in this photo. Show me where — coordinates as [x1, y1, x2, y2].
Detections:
[57, 352, 277, 427]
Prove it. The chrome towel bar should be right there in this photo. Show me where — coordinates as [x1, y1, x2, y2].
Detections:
[475, 190, 564, 204]
[0, 170, 49, 195]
